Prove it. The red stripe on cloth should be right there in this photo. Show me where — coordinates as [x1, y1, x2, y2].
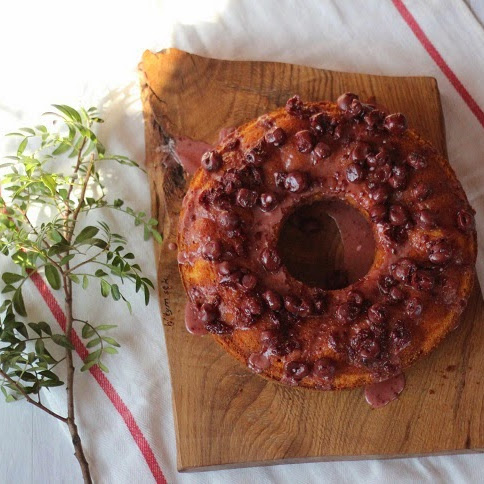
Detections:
[30, 272, 167, 484]
[392, 0, 484, 129]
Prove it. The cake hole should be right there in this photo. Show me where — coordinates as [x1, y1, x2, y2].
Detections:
[277, 200, 376, 290]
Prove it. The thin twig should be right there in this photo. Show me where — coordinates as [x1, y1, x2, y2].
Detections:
[0, 369, 67, 422]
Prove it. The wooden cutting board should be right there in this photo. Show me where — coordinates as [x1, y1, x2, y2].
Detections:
[139, 48, 484, 472]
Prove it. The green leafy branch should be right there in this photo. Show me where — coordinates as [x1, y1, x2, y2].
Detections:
[0, 105, 162, 483]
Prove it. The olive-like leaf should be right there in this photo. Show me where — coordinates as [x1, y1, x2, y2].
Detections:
[45, 264, 61, 290]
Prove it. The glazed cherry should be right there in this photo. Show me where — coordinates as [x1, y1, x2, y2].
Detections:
[351, 142, 370, 162]
[378, 274, 397, 294]
[201, 150, 223, 171]
[312, 358, 336, 379]
[217, 261, 236, 275]
[284, 171, 309, 193]
[245, 140, 267, 166]
[259, 193, 278, 212]
[405, 297, 423, 318]
[285, 95, 306, 118]
[364, 109, 385, 129]
[260, 248, 282, 271]
[219, 212, 240, 230]
[457, 209, 474, 232]
[295, 130, 315, 153]
[265, 126, 287, 147]
[412, 181, 431, 201]
[367, 303, 387, 324]
[242, 295, 264, 316]
[384, 113, 407, 134]
[411, 269, 435, 292]
[391, 258, 417, 283]
[201, 240, 223, 261]
[335, 302, 360, 323]
[346, 163, 365, 183]
[429, 240, 452, 265]
[369, 204, 387, 223]
[285, 361, 310, 380]
[347, 290, 365, 306]
[313, 142, 331, 160]
[236, 188, 258, 208]
[407, 152, 427, 170]
[241, 273, 258, 290]
[359, 337, 381, 359]
[337, 92, 359, 111]
[388, 286, 405, 303]
[284, 295, 312, 317]
[199, 303, 219, 323]
[414, 209, 435, 228]
[262, 290, 283, 311]
[309, 113, 327, 134]
[369, 185, 391, 204]
[389, 204, 409, 226]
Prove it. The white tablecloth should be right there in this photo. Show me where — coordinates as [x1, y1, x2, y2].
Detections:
[1, 1, 484, 482]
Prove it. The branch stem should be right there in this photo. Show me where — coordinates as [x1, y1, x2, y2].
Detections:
[0, 369, 67, 422]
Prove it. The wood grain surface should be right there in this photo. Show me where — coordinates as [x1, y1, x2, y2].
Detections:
[139, 48, 484, 472]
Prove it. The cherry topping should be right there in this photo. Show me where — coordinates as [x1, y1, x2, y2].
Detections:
[384, 113, 407, 134]
[265, 126, 287, 147]
[199, 303, 219, 323]
[351, 142, 370, 162]
[369, 204, 387, 223]
[347, 290, 365, 306]
[369, 185, 391, 204]
[259, 193, 278, 212]
[262, 290, 283, 311]
[312, 358, 336, 380]
[405, 297, 423, 318]
[407, 152, 427, 170]
[412, 181, 431, 201]
[313, 142, 331, 160]
[309, 113, 327, 134]
[219, 212, 240, 230]
[335, 302, 361, 323]
[411, 269, 435, 292]
[236, 188, 258, 208]
[414, 209, 436, 228]
[201, 240, 223, 261]
[241, 273, 258, 290]
[364, 109, 385, 129]
[388, 204, 409, 226]
[391, 258, 417, 283]
[337, 92, 359, 111]
[242, 295, 264, 316]
[346, 163, 365, 183]
[201, 150, 222, 171]
[285, 361, 310, 380]
[295, 130, 315, 153]
[284, 171, 309, 193]
[456, 209, 474, 232]
[260, 248, 282, 272]
[367, 303, 387, 324]
[429, 240, 452, 265]
[284, 295, 312, 316]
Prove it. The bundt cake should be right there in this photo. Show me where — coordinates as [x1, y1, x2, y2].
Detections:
[177, 93, 477, 390]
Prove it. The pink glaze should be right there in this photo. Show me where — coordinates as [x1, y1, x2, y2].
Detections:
[364, 373, 406, 409]
[167, 242, 177, 251]
[325, 201, 376, 283]
[248, 352, 271, 373]
[174, 136, 212, 175]
[185, 302, 208, 335]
